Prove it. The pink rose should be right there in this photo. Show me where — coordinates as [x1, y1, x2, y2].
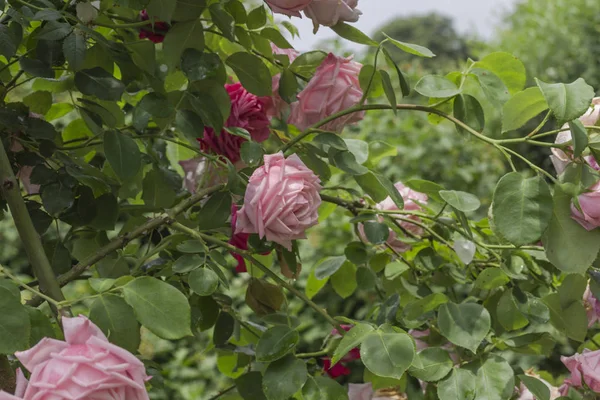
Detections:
[583, 284, 600, 327]
[571, 181, 600, 230]
[322, 348, 360, 378]
[359, 182, 428, 253]
[288, 53, 364, 132]
[348, 383, 374, 400]
[200, 83, 270, 163]
[264, 44, 300, 119]
[235, 152, 321, 250]
[264, 0, 313, 17]
[0, 316, 150, 400]
[304, 0, 361, 28]
[561, 349, 600, 393]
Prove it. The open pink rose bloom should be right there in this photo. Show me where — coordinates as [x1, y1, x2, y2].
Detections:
[0, 316, 150, 400]
[235, 152, 322, 250]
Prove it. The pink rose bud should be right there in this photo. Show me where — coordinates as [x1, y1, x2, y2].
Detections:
[288, 53, 364, 132]
[200, 83, 270, 163]
[561, 349, 600, 393]
[0, 316, 150, 400]
[264, 0, 313, 17]
[571, 181, 600, 230]
[359, 182, 428, 253]
[304, 0, 362, 28]
[235, 152, 321, 250]
[583, 284, 600, 327]
[264, 44, 300, 119]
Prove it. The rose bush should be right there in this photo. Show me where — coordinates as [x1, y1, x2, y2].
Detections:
[0, 1, 600, 399]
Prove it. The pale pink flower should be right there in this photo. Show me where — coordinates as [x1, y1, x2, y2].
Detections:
[359, 182, 428, 253]
[583, 284, 600, 327]
[235, 152, 321, 250]
[0, 316, 150, 400]
[571, 181, 600, 231]
[561, 349, 600, 393]
[289, 53, 364, 132]
[304, 0, 361, 28]
[200, 83, 270, 163]
[264, 0, 313, 17]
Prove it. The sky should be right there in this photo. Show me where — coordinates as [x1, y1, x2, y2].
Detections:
[283, 0, 519, 52]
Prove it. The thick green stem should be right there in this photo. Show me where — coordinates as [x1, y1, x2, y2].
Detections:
[170, 223, 346, 334]
[0, 356, 15, 394]
[0, 138, 66, 306]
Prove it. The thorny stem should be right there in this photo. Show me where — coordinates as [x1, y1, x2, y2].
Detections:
[170, 222, 346, 334]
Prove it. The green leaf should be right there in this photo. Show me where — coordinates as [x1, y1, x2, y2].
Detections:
[163, 19, 204, 70]
[331, 323, 374, 365]
[28, 118, 57, 140]
[542, 293, 587, 342]
[240, 141, 264, 166]
[302, 376, 348, 400]
[0, 25, 18, 59]
[236, 372, 267, 400]
[278, 68, 298, 104]
[63, 32, 86, 71]
[209, 3, 235, 41]
[256, 326, 299, 362]
[0, 287, 30, 354]
[382, 34, 434, 59]
[138, 92, 174, 119]
[491, 172, 553, 246]
[519, 375, 551, 400]
[314, 256, 347, 280]
[497, 289, 529, 331]
[147, 0, 176, 22]
[384, 261, 409, 280]
[453, 94, 485, 134]
[439, 190, 480, 212]
[213, 312, 234, 346]
[536, 78, 595, 124]
[473, 268, 510, 290]
[360, 330, 415, 379]
[173, 254, 203, 273]
[262, 355, 308, 400]
[474, 52, 526, 95]
[89, 294, 140, 353]
[405, 179, 445, 202]
[502, 87, 549, 133]
[331, 261, 358, 298]
[543, 186, 600, 274]
[438, 302, 491, 353]
[23, 91, 52, 115]
[41, 182, 74, 215]
[409, 347, 453, 382]
[363, 222, 389, 244]
[569, 119, 588, 158]
[247, 5, 266, 29]
[289, 51, 327, 76]
[473, 355, 515, 400]
[122, 277, 192, 340]
[127, 40, 156, 75]
[379, 70, 397, 113]
[415, 75, 460, 98]
[20, 58, 54, 78]
[306, 268, 329, 300]
[196, 191, 232, 230]
[355, 172, 404, 208]
[437, 368, 477, 400]
[27, 308, 55, 346]
[404, 293, 449, 321]
[75, 67, 125, 101]
[330, 22, 377, 46]
[226, 52, 272, 97]
[142, 169, 176, 209]
[470, 68, 510, 105]
[103, 131, 141, 181]
[39, 21, 71, 40]
[189, 268, 219, 296]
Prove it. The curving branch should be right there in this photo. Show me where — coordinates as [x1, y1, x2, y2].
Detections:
[27, 184, 226, 307]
